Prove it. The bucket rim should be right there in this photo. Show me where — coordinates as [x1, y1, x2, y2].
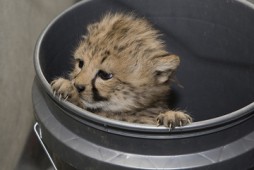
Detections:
[33, 0, 254, 135]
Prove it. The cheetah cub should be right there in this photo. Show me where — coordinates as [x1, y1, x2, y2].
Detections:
[51, 13, 192, 128]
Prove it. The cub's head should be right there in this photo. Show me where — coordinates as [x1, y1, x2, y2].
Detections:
[72, 13, 180, 112]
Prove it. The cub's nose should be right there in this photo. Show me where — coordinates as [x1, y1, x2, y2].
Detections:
[74, 83, 85, 93]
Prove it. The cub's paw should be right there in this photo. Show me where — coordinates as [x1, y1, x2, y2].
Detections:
[156, 111, 192, 130]
[50, 78, 75, 101]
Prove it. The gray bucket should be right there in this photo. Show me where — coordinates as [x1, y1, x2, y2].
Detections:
[33, 0, 254, 169]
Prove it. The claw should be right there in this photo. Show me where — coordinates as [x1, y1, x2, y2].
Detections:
[53, 90, 56, 97]
[156, 119, 160, 127]
[168, 123, 172, 131]
[179, 121, 182, 127]
[188, 119, 192, 124]
[64, 96, 69, 101]
[59, 94, 62, 101]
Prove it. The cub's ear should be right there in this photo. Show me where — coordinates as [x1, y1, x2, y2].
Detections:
[153, 54, 180, 84]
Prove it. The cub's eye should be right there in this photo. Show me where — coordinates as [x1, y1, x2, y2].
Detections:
[76, 59, 84, 68]
[97, 70, 113, 80]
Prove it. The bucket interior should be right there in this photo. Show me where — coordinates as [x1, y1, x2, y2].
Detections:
[37, 0, 254, 122]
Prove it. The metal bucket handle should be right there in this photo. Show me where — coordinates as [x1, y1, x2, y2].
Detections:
[34, 122, 58, 170]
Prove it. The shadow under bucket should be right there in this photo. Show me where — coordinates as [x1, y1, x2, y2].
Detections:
[33, 0, 254, 169]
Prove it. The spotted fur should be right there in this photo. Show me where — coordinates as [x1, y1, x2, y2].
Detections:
[51, 13, 192, 128]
